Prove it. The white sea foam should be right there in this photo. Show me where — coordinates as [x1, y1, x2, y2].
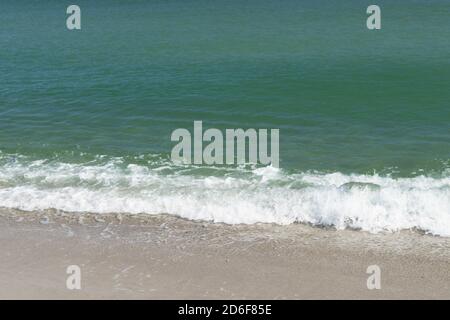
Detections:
[0, 158, 449, 236]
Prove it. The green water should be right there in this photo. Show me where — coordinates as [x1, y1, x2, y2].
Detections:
[1, 0, 449, 176]
[1, 0, 450, 234]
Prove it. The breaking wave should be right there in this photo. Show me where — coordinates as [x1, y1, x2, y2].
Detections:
[0, 153, 449, 236]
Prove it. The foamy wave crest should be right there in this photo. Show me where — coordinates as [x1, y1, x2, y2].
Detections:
[0, 156, 449, 236]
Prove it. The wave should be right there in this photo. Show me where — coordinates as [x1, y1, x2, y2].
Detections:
[0, 153, 449, 236]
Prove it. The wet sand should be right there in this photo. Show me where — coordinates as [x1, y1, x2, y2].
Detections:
[1, 208, 450, 299]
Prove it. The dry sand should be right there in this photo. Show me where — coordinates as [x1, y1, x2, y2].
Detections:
[0, 208, 450, 299]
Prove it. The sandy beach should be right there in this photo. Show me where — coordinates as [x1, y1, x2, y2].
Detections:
[2, 0, 449, 303]
[1, 208, 449, 300]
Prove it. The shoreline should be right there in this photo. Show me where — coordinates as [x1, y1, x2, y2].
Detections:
[1, 209, 450, 299]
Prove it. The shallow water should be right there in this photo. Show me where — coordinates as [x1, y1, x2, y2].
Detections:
[1, 1, 449, 234]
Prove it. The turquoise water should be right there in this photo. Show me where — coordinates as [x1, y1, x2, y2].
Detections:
[1, 1, 449, 234]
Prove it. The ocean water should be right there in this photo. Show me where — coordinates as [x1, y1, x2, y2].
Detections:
[1, 1, 449, 235]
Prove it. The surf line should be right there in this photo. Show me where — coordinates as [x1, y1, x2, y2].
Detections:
[170, 121, 279, 167]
